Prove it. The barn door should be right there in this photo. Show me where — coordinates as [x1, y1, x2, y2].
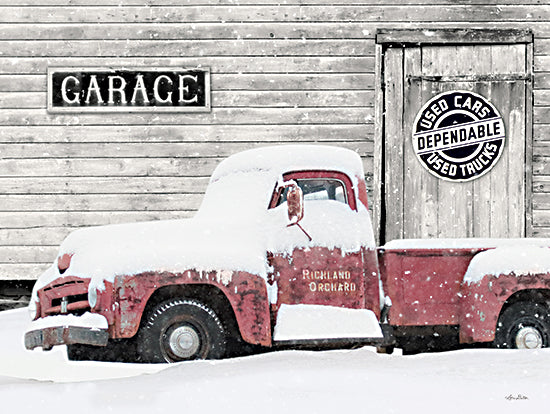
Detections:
[379, 33, 532, 242]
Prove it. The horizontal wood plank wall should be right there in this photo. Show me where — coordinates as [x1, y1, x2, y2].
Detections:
[0, 1, 548, 279]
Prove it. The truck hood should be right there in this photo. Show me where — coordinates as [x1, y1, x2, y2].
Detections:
[33, 216, 271, 296]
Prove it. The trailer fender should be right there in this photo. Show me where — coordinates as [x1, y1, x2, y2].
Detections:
[459, 273, 550, 344]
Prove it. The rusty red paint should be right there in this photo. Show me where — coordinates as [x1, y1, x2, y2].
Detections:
[37, 276, 89, 318]
[93, 281, 115, 331]
[35, 276, 116, 334]
[230, 276, 271, 345]
[285, 182, 304, 223]
[111, 270, 271, 346]
[459, 273, 550, 343]
[362, 248, 381, 319]
[381, 246, 463, 332]
[356, 175, 369, 210]
[272, 247, 366, 311]
[57, 253, 73, 273]
[380, 248, 481, 327]
[380, 247, 550, 345]
[29, 159, 550, 355]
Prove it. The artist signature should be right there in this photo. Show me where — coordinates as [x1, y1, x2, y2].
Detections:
[505, 394, 529, 401]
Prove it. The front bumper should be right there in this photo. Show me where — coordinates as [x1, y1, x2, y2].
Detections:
[25, 325, 109, 351]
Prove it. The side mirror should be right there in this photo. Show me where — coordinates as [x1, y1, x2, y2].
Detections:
[286, 182, 304, 225]
[279, 180, 312, 241]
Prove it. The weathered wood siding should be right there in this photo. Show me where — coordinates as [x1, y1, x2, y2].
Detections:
[380, 37, 530, 242]
[0, 0, 549, 280]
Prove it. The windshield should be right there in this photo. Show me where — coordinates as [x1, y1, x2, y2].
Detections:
[275, 178, 347, 207]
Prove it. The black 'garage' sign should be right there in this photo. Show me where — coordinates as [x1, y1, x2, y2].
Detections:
[48, 67, 211, 112]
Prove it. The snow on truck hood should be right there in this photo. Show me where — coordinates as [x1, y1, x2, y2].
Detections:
[63, 218, 270, 281]
[32, 145, 374, 299]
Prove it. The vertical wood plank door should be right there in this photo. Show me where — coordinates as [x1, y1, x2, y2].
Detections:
[383, 43, 529, 242]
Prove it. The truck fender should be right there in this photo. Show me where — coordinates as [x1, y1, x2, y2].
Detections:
[459, 273, 550, 344]
[113, 270, 272, 346]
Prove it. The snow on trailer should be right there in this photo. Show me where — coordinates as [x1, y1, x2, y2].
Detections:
[384, 237, 550, 284]
[380, 239, 550, 351]
[464, 245, 550, 284]
[24, 145, 550, 363]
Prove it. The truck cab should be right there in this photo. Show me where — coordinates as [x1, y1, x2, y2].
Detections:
[266, 169, 384, 343]
[25, 145, 390, 362]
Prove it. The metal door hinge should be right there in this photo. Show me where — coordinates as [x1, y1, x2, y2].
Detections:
[406, 73, 532, 83]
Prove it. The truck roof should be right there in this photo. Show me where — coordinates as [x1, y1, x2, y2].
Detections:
[210, 145, 365, 182]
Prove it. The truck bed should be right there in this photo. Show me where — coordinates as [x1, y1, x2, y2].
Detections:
[379, 241, 490, 327]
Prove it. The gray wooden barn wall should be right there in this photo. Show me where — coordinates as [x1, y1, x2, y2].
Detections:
[0, 0, 549, 280]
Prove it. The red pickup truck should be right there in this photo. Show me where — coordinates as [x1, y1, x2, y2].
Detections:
[25, 145, 550, 362]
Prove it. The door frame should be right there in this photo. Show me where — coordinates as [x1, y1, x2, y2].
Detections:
[373, 28, 534, 244]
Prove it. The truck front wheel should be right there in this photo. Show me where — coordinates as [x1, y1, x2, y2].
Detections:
[137, 299, 226, 363]
[495, 302, 550, 349]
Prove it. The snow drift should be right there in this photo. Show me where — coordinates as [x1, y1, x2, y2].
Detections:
[1, 308, 549, 414]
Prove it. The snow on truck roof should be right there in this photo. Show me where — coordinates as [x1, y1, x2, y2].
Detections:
[211, 145, 365, 181]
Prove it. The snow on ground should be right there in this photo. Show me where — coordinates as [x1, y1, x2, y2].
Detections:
[1, 308, 549, 414]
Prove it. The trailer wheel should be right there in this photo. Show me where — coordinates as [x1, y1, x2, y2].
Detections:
[137, 299, 226, 363]
[495, 302, 550, 349]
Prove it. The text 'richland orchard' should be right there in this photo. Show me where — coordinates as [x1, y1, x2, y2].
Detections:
[302, 269, 357, 293]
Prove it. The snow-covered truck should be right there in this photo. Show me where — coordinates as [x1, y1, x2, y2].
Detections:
[24, 146, 550, 362]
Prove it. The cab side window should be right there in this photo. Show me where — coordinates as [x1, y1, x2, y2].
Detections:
[276, 178, 348, 207]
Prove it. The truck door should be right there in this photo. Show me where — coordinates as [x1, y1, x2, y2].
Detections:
[267, 171, 382, 342]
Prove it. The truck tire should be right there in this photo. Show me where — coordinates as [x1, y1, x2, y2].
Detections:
[495, 302, 550, 349]
[137, 299, 226, 363]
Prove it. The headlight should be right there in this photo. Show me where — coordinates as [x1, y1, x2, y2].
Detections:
[88, 285, 98, 309]
[27, 299, 38, 320]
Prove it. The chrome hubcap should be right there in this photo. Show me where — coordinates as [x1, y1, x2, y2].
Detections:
[515, 327, 543, 349]
[168, 326, 201, 359]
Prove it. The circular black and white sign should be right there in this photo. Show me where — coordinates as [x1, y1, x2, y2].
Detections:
[412, 90, 506, 182]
